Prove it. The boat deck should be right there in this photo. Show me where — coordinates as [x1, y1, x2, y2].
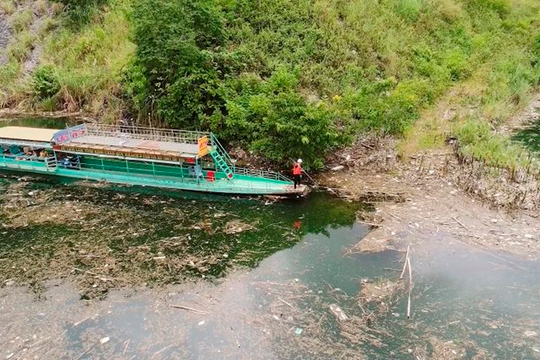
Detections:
[66, 135, 199, 158]
[56, 124, 205, 159]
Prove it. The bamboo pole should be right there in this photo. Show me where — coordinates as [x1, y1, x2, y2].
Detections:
[406, 256, 412, 319]
[399, 244, 410, 279]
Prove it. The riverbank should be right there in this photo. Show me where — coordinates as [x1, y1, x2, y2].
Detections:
[317, 132, 540, 261]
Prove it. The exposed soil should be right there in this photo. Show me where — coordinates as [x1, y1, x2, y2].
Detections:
[0, 15, 12, 65]
[318, 138, 540, 260]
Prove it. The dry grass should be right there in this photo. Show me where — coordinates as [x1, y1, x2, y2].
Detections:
[10, 8, 33, 33]
[0, 0, 15, 15]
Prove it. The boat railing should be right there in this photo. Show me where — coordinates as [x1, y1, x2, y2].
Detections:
[233, 166, 291, 182]
[85, 124, 210, 145]
[0, 153, 51, 170]
[58, 155, 290, 187]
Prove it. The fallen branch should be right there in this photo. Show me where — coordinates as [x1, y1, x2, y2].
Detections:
[123, 339, 130, 356]
[152, 344, 174, 359]
[452, 216, 469, 230]
[277, 297, 295, 309]
[75, 344, 95, 360]
[170, 304, 208, 315]
[407, 256, 412, 286]
[231, 327, 241, 348]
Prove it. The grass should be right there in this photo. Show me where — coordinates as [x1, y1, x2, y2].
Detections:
[39, 16, 59, 38]
[35, 0, 48, 16]
[10, 8, 33, 33]
[396, 0, 540, 172]
[7, 30, 37, 62]
[38, 0, 134, 117]
[0, 0, 15, 15]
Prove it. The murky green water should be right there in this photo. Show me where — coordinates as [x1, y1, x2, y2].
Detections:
[2, 117, 540, 359]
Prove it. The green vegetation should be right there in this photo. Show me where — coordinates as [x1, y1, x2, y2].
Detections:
[0, 0, 16, 15]
[2, 0, 540, 169]
[10, 8, 33, 33]
[124, 0, 540, 167]
[39, 0, 134, 116]
[456, 119, 537, 170]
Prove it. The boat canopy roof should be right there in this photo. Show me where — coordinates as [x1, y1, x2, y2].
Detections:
[0, 126, 59, 147]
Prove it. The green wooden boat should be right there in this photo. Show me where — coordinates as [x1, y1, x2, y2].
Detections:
[0, 124, 309, 196]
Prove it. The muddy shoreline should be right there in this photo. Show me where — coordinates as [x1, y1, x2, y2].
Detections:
[316, 140, 540, 260]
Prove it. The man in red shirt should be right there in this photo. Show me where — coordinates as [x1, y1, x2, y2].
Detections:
[292, 159, 303, 189]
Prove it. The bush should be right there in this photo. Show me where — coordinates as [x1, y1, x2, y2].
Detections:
[52, 0, 109, 27]
[217, 68, 342, 168]
[126, 0, 228, 127]
[394, 0, 423, 22]
[33, 65, 61, 99]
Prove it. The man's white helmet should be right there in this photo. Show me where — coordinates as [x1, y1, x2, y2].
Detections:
[297, 159, 303, 163]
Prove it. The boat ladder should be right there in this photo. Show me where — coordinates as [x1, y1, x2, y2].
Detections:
[210, 149, 234, 179]
[209, 133, 234, 180]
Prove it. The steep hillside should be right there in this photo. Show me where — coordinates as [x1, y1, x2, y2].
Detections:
[1, 0, 540, 168]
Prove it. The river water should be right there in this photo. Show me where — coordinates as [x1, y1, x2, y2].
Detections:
[1, 118, 540, 359]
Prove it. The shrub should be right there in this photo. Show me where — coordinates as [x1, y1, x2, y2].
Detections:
[126, 0, 228, 126]
[33, 65, 61, 99]
[52, 0, 109, 28]
[394, 0, 423, 22]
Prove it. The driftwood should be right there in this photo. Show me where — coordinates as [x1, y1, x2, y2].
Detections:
[452, 216, 469, 230]
[123, 339, 130, 356]
[151, 344, 174, 359]
[170, 304, 208, 315]
[277, 297, 295, 309]
[399, 244, 413, 319]
[231, 327, 241, 348]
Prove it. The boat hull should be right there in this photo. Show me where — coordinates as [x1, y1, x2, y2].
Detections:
[0, 159, 308, 196]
